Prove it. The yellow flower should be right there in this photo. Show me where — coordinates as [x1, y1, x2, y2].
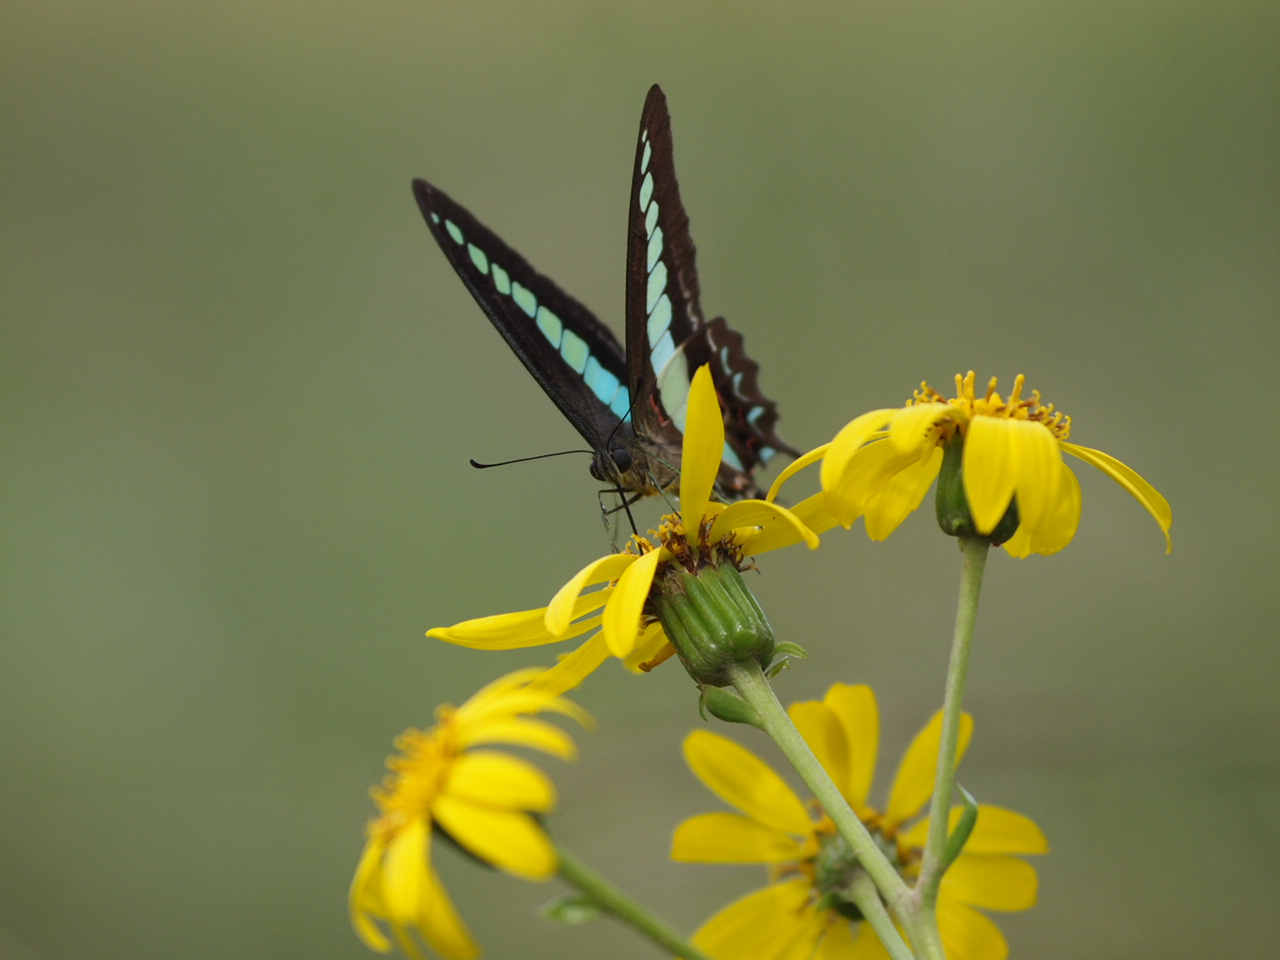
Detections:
[349, 668, 588, 960]
[773, 371, 1170, 557]
[672, 684, 1047, 960]
[429, 365, 822, 692]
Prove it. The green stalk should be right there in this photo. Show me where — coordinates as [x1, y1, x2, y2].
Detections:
[914, 535, 989, 900]
[727, 661, 913, 918]
[554, 841, 718, 960]
[847, 871, 915, 960]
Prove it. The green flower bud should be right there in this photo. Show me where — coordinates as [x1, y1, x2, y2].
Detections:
[935, 437, 1020, 544]
[649, 561, 776, 687]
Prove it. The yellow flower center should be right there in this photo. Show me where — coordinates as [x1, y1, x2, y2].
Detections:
[367, 709, 461, 837]
[912, 371, 1072, 442]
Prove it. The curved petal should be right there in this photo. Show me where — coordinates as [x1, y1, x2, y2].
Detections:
[741, 492, 839, 555]
[838, 922, 894, 960]
[671, 812, 808, 863]
[349, 837, 392, 952]
[683, 730, 813, 836]
[545, 553, 634, 635]
[827, 684, 879, 810]
[622, 621, 671, 672]
[415, 856, 479, 960]
[459, 716, 577, 760]
[382, 815, 430, 922]
[429, 605, 593, 650]
[941, 854, 1038, 911]
[679, 365, 724, 524]
[963, 418, 1019, 534]
[862, 445, 943, 541]
[692, 879, 817, 960]
[445, 751, 556, 811]
[1006, 420, 1062, 537]
[1002, 461, 1079, 557]
[821, 409, 900, 523]
[937, 896, 1008, 960]
[898, 805, 1048, 856]
[788, 700, 851, 800]
[530, 633, 611, 696]
[887, 402, 953, 454]
[710, 498, 819, 551]
[767, 442, 829, 503]
[602, 548, 663, 657]
[1063, 442, 1172, 552]
[883, 710, 973, 829]
[432, 796, 556, 880]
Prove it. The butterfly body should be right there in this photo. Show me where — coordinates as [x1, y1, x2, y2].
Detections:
[413, 85, 796, 502]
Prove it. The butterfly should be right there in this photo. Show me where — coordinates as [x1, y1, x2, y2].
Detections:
[411, 84, 797, 503]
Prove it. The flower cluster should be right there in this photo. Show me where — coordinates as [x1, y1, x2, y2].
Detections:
[674, 684, 1047, 960]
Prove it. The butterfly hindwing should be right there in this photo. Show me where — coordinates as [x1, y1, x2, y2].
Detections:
[412, 179, 631, 454]
[624, 85, 798, 498]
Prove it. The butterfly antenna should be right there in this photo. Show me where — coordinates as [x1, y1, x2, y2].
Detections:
[469, 449, 594, 469]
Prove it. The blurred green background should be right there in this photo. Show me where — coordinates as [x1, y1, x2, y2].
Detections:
[3, 2, 1276, 958]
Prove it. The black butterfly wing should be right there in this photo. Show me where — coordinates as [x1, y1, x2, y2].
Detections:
[624, 86, 798, 499]
[413, 179, 631, 455]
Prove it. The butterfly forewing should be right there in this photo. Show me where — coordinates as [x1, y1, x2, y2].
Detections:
[624, 85, 799, 497]
[412, 179, 631, 452]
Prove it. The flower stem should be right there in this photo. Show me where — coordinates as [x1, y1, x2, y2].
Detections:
[554, 841, 718, 960]
[915, 535, 989, 900]
[727, 661, 913, 918]
[848, 871, 915, 960]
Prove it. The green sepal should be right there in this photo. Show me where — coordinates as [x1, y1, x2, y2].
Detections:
[940, 783, 979, 872]
[700, 686, 763, 727]
[651, 562, 776, 687]
[539, 893, 602, 925]
[935, 438, 1020, 543]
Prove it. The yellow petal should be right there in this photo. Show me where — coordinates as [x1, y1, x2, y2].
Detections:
[383, 815, 430, 922]
[602, 547, 663, 657]
[428, 606, 589, 650]
[692, 879, 816, 960]
[415, 856, 479, 960]
[741, 492, 839, 555]
[898, 805, 1048, 856]
[788, 700, 851, 801]
[445, 751, 556, 811]
[839, 922, 895, 960]
[671, 812, 808, 863]
[937, 895, 1009, 960]
[887, 402, 953, 454]
[766, 442, 829, 503]
[458, 716, 577, 760]
[532, 633, 610, 696]
[621, 621, 671, 671]
[432, 796, 556, 880]
[1001, 461, 1079, 558]
[545, 553, 634, 635]
[827, 683, 879, 810]
[1063, 442, 1172, 552]
[941, 854, 1038, 911]
[883, 710, 973, 829]
[349, 837, 393, 952]
[683, 730, 813, 836]
[709, 498, 820, 551]
[963, 418, 1019, 534]
[1006, 420, 1063, 535]
[861, 445, 943, 540]
[679, 364, 724, 524]
[821, 409, 900, 520]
